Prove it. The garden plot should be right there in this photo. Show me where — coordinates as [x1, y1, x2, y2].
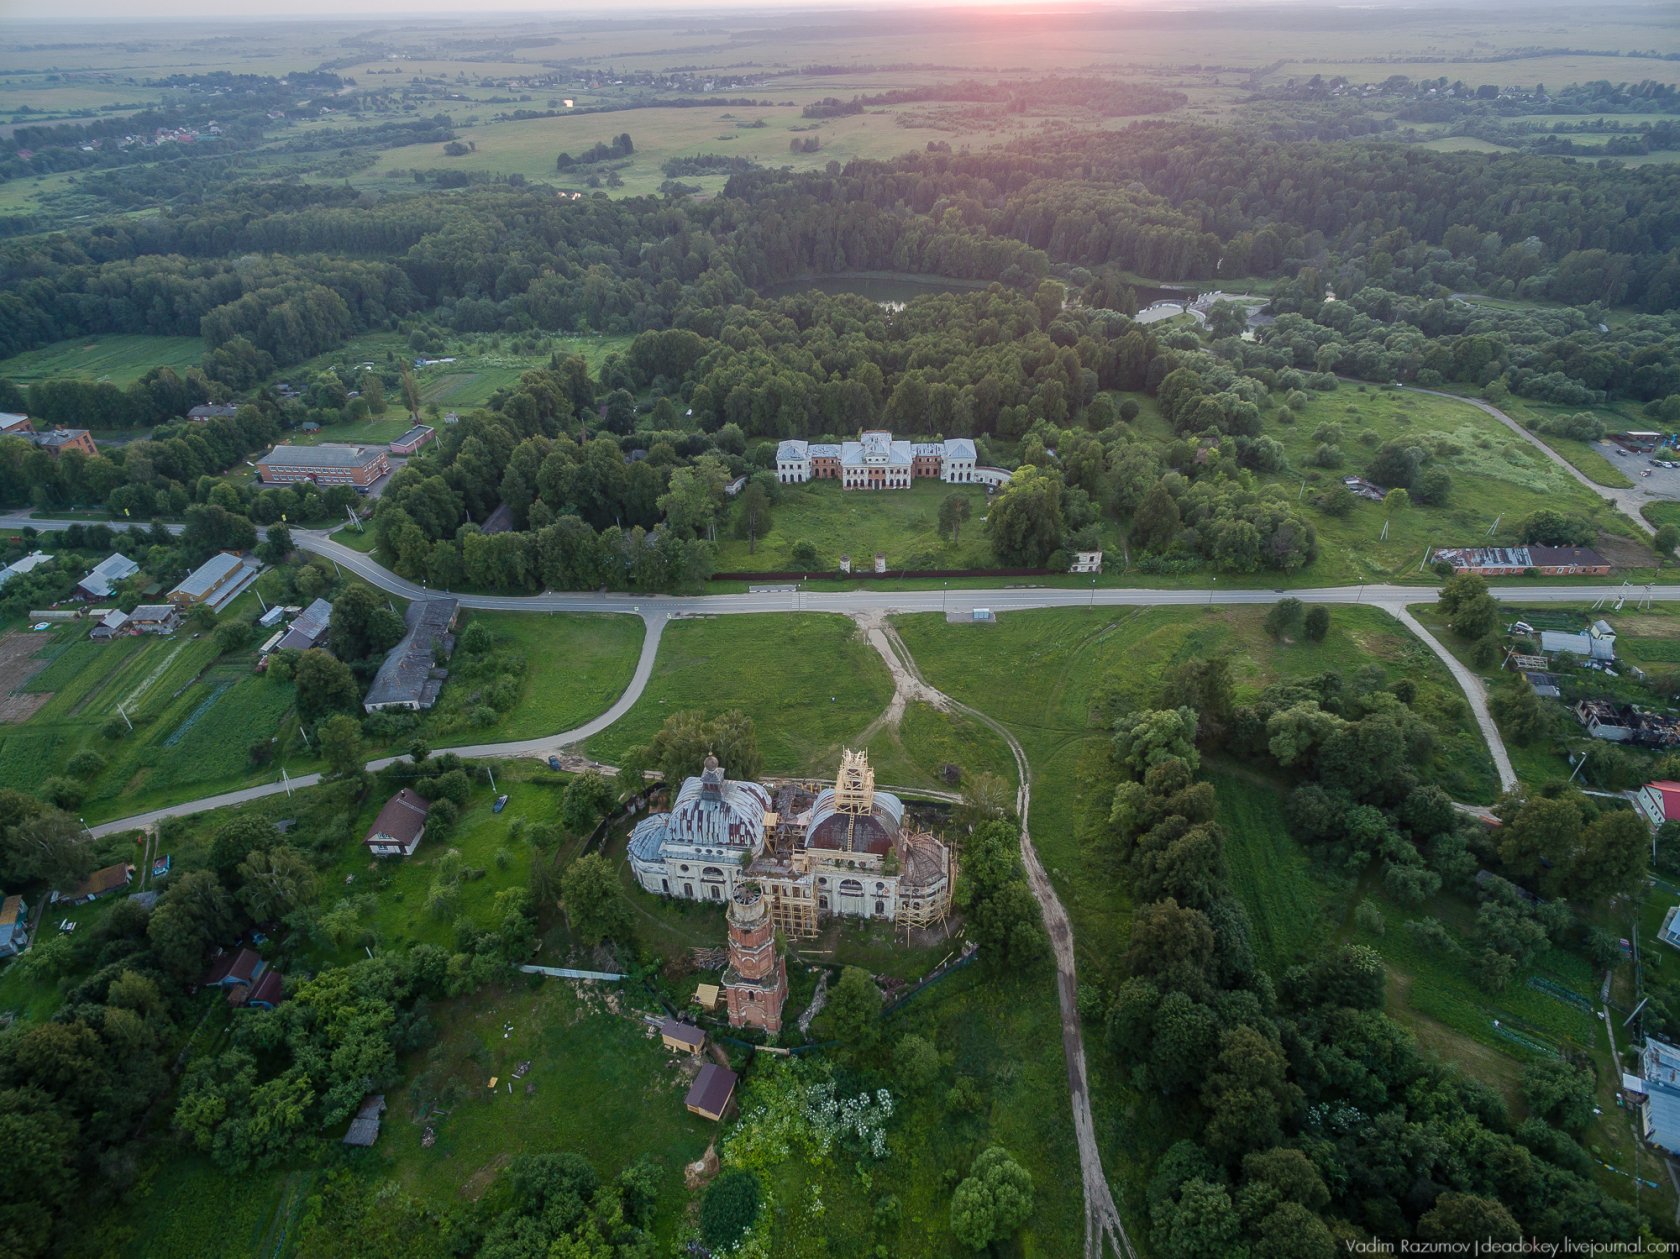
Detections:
[0, 631, 54, 723]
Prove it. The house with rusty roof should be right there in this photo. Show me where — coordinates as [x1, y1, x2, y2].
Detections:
[58, 862, 134, 905]
[364, 789, 431, 857]
[0, 894, 30, 958]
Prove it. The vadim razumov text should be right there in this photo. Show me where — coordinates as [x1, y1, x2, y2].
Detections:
[1345, 1242, 1680, 1257]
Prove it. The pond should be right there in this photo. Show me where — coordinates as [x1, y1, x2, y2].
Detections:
[756, 271, 1202, 316]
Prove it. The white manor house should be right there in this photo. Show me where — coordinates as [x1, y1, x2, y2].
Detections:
[775, 429, 997, 489]
[627, 750, 954, 936]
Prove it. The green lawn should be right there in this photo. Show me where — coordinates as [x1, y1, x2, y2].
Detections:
[717, 478, 995, 573]
[0, 334, 203, 388]
[1208, 761, 1335, 973]
[585, 613, 894, 774]
[413, 611, 646, 748]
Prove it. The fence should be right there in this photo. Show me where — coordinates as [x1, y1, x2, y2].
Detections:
[712, 565, 1058, 583]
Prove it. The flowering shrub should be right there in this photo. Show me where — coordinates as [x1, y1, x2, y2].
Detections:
[723, 1060, 896, 1171]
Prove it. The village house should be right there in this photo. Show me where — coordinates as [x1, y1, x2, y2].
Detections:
[275, 597, 333, 652]
[0, 412, 33, 437]
[1639, 781, 1680, 828]
[0, 551, 52, 589]
[1576, 700, 1680, 748]
[128, 603, 182, 634]
[342, 1094, 386, 1146]
[1539, 618, 1617, 662]
[660, 1018, 707, 1055]
[363, 788, 431, 857]
[59, 862, 134, 905]
[1434, 545, 1611, 577]
[201, 947, 264, 990]
[389, 424, 434, 455]
[684, 1063, 737, 1122]
[76, 553, 139, 600]
[1626, 1039, 1680, 1154]
[89, 609, 129, 641]
[187, 403, 239, 421]
[21, 427, 98, 459]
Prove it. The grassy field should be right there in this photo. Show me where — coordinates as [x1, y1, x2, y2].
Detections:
[863, 699, 1017, 796]
[413, 611, 645, 748]
[1255, 385, 1650, 582]
[585, 613, 894, 774]
[0, 334, 204, 388]
[894, 603, 1500, 978]
[717, 479, 995, 573]
[1476, 394, 1645, 489]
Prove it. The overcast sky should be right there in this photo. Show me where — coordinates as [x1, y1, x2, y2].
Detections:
[6, 0, 1225, 23]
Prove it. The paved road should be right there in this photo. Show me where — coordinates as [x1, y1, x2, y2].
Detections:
[7, 515, 1677, 616]
[1399, 385, 1665, 536]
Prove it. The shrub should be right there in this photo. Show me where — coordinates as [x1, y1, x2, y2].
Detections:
[65, 750, 106, 780]
[700, 1169, 762, 1250]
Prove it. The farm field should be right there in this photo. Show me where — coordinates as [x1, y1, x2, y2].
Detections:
[0, 334, 204, 389]
[0, 577, 322, 823]
[585, 612, 894, 774]
[267, 331, 633, 412]
[411, 611, 646, 748]
[716, 478, 995, 574]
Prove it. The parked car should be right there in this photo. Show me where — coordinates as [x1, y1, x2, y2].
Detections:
[548, 755, 562, 770]
[493, 794, 509, 813]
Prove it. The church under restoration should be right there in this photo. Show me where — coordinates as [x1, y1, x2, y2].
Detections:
[627, 749, 953, 937]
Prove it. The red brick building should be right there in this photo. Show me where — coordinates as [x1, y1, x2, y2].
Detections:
[722, 883, 787, 1034]
[257, 443, 389, 489]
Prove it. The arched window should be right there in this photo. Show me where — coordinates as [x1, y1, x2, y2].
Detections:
[840, 878, 864, 897]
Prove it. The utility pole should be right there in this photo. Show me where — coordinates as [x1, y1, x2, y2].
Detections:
[298, 725, 311, 749]
[255, 589, 268, 613]
[281, 768, 293, 798]
[117, 703, 133, 732]
[487, 766, 497, 794]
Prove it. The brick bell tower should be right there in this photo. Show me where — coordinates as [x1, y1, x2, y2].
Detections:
[723, 883, 788, 1034]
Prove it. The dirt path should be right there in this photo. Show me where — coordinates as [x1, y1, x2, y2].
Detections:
[859, 615, 1136, 1259]
[1386, 605, 1518, 794]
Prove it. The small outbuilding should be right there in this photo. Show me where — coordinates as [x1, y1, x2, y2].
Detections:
[661, 1019, 706, 1056]
[693, 983, 721, 1013]
[342, 1094, 386, 1146]
[684, 1063, 737, 1122]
